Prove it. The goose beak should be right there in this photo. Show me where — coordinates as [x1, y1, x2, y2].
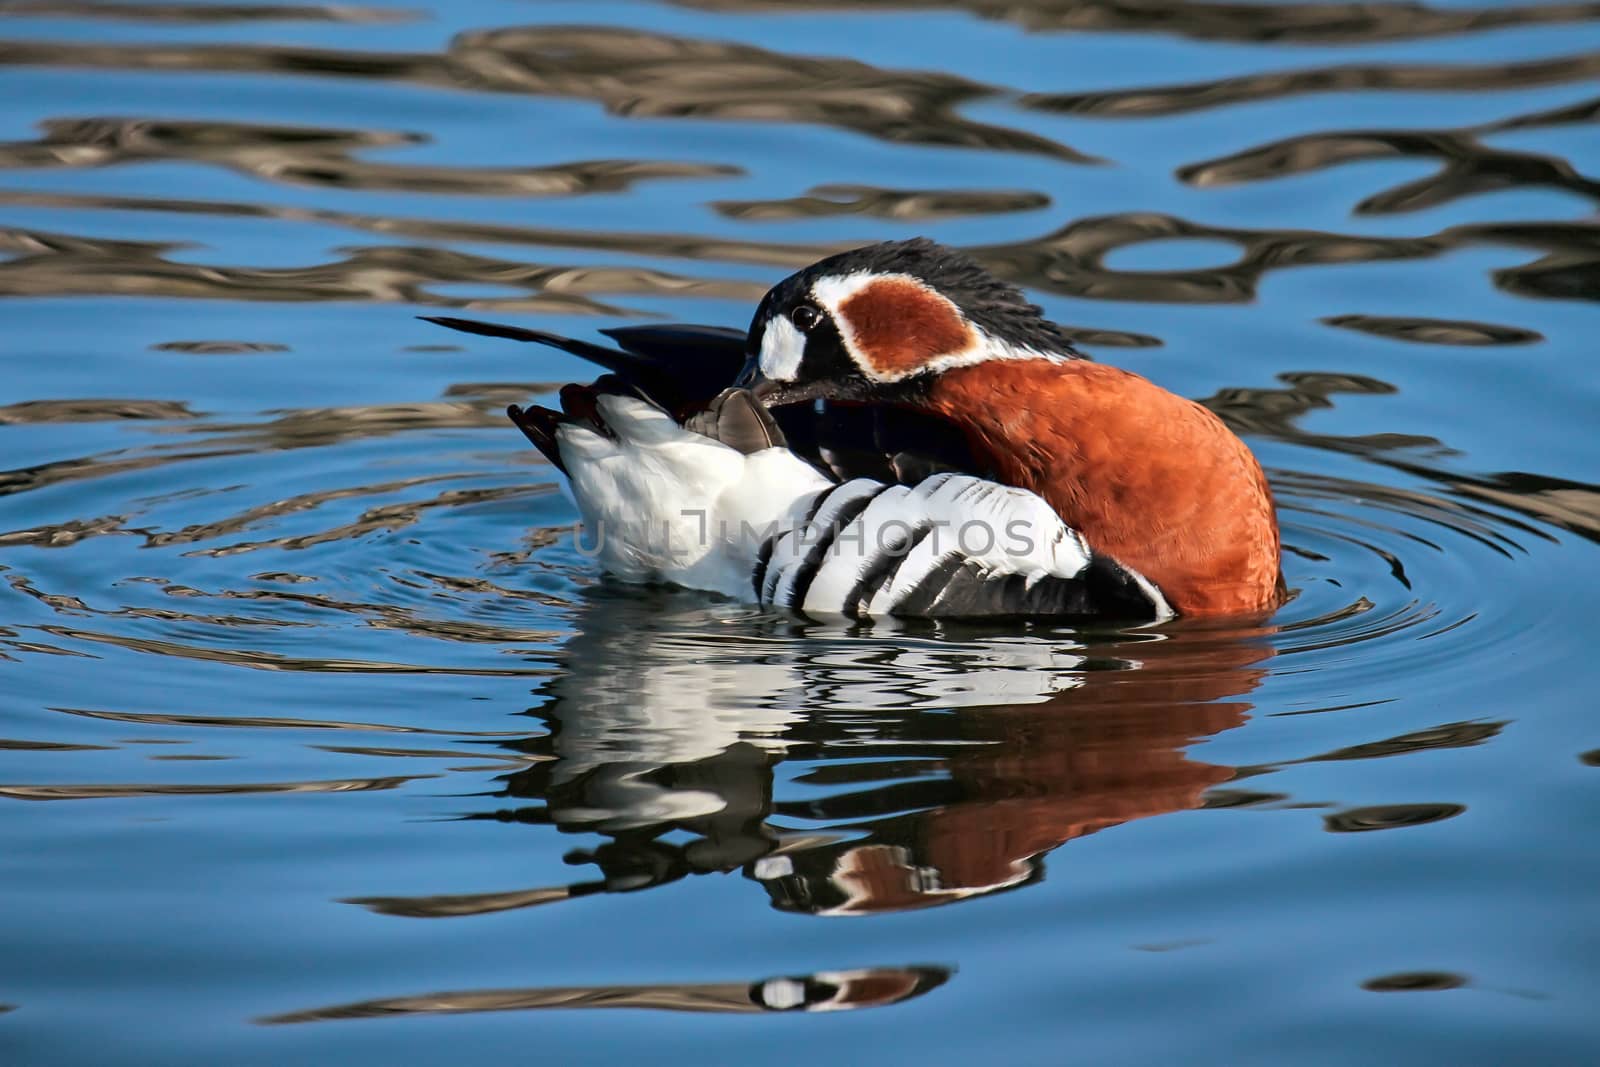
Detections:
[734, 358, 780, 402]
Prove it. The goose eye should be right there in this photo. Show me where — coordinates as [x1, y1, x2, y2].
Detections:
[790, 304, 822, 332]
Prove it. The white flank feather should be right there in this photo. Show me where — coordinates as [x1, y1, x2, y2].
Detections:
[557, 394, 830, 597]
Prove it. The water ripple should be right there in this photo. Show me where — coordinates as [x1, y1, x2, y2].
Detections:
[1, 1, 415, 24]
[0, 116, 742, 197]
[670, 0, 1600, 45]
[1024, 52, 1600, 117]
[0, 28, 1086, 161]
[713, 184, 1051, 221]
[1321, 316, 1543, 346]
[1179, 95, 1600, 215]
[0, 774, 429, 801]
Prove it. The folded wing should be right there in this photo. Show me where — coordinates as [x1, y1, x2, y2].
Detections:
[529, 383, 1167, 621]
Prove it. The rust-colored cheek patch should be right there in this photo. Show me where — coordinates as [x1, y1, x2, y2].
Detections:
[838, 278, 975, 377]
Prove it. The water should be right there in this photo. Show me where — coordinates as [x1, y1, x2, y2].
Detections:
[1, 1, 1598, 1063]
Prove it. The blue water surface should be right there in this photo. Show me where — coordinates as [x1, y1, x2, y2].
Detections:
[1, 1, 1598, 1064]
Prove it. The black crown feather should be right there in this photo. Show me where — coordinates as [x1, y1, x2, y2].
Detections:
[788, 237, 1081, 358]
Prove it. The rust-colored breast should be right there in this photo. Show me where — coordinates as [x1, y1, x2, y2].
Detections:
[925, 360, 1283, 617]
[836, 277, 976, 378]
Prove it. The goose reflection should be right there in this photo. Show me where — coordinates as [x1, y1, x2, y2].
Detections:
[754, 632, 1264, 915]
[261, 965, 951, 1024]
[352, 596, 1271, 919]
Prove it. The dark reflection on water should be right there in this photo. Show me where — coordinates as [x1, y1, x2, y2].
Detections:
[0, 388, 548, 510]
[1322, 316, 1542, 346]
[1363, 971, 1469, 993]
[6, 194, 1595, 320]
[6, 202, 1597, 346]
[976, 213, 1446, 306]
[262, 965, 951, 1023]
[0, 117, 743, 198]
[0, 27, 1086, 160]
[453, 26, 1087, 160]
[1289, 721, 1505, 759]
[348, 610, 1268, 919]
[670, 0, 1600, 45]
[0, 14, 1595, 320]
[45, 705, 528, 736]
[0, 774, 427, 800]
[978, 215, 1600, 310]
[1179, 95, 1600, 216]
[1, 2, 415, 24]
[713, 184, 1051, 222]
[2, 0, 1599, 1061]
[1322, 802, 1465, 832]
[0, 224, 760, 315]
[150, 339, 291, 354]
[1024, 52, 1600, 117]
[0, 398, 200, 424]
[1200, 372, 1600, 546]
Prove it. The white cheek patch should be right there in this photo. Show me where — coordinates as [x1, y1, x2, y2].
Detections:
[758, 316, 806, 382]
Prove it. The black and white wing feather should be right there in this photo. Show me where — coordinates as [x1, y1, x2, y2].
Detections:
[756, 474, 1169, 621]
